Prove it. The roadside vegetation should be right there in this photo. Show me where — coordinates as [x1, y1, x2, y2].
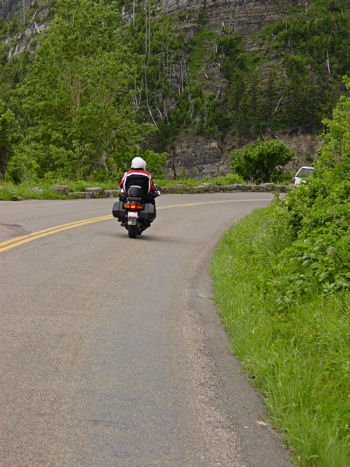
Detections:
[210, 79, 350, 465]
[0, 135, 294, 200]
[0, 173, 246, 200]
[0, 168, 291, 200]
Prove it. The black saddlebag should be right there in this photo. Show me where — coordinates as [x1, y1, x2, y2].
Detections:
[139, 203, 156, 222]
[112, 200, 126, 219]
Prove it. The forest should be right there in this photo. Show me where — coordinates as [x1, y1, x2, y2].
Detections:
[0, 0, 350, 182]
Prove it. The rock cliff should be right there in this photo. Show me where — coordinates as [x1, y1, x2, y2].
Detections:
[160, 0, 314, 177]
[0, 0, 18, 19]
[2, 0, 293, 31]
[161, 0, 290, 35]
[0, 0, 36, 19]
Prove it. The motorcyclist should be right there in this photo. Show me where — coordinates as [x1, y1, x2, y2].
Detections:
[119, 157, 159, 203]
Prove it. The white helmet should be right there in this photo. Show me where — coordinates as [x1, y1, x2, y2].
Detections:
[131, 157, 146, 170]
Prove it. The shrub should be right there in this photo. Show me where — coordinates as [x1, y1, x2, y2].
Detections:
[230, 139, 294, 183]
[264, 78, 350, 307]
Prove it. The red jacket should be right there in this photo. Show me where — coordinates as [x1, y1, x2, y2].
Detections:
[120, 169, 156, 194]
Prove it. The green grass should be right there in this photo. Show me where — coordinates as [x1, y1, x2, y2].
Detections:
[210, 207, 350, 466]
[0, 182, 64, 200]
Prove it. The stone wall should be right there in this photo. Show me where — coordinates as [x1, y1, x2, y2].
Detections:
[49, 183, 288, 199]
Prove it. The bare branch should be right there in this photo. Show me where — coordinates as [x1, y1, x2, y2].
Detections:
[156, 105, 163, 119]
[326, 49, 331, 75]
[272, 93, 284, 117]
[215, 84, 221, 100]
[148, 105, 158, 128]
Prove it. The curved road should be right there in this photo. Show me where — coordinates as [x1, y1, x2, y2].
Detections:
[0, 193, 291, 466]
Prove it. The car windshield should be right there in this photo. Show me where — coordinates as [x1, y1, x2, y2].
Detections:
[298, 168, 314, 177]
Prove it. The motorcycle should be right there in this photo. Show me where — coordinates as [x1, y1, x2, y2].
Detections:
[112, 186, 160, 238]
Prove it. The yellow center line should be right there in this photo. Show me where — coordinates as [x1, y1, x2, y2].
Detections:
[0, 198, 271, 253]
[0, 216, 112, 253]
[157, 199, 271, 209]
[0, 215, 112, 247]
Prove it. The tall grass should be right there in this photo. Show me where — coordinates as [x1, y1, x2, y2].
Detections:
[0, 182, 65, 200]
[211, 207, 350, 466]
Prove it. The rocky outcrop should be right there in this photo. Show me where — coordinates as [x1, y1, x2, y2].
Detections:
[159, 0, 313, 177]
[166, 132, 319, 179]
[167, 135, 229, 179]
[50, 184, 68, 195]
[282, 133, 320, 174]
[0, 0, 19, 19]
[3, 0, 50, 57]
[0, 0, 40, 19]
[160, 0, 291, 35]
[6, 22, 46, 57]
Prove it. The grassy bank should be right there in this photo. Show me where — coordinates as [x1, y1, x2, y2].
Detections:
[0, 174, 249, 200]
[210, 206, 350, 466]
[0, 180, 118, 200]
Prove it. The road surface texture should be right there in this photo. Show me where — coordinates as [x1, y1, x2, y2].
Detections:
[1, 193, 291, 466]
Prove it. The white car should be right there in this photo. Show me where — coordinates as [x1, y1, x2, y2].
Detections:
[293, 166, 314, 185]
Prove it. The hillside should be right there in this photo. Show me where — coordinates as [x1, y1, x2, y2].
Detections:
[1, 0, 350, 180]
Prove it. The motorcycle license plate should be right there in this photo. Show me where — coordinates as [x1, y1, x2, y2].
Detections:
[127, 211, 138, 225]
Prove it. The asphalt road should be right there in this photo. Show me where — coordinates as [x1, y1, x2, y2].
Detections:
[0, 193, 291, 466]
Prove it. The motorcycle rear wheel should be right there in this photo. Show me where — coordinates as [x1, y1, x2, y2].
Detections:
[128, 225, 138, 238]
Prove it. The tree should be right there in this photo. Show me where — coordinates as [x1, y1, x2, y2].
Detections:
[317, 76, 350, 182]
[0, 99, 19, 179]
[230, 138, 294, 182]
[16, 0, 153, 179]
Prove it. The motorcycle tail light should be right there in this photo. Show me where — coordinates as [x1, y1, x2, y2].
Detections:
[124, 203, 143, 210]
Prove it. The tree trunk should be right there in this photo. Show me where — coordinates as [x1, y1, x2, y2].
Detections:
[0, 147, 8, 180]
